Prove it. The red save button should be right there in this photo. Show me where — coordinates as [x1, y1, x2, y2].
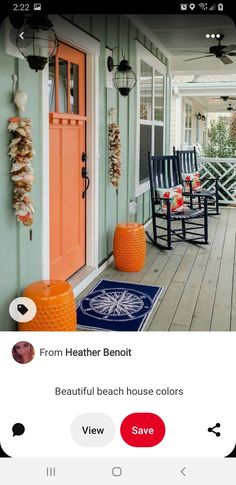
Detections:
[120, 413, 165, 447]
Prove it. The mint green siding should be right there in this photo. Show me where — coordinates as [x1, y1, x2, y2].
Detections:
[0, 15, 167, 329]
[63, 14, 166, 262]
[0, 28, 43, 329]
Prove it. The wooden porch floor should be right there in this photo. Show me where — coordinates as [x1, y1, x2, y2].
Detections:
[77, 208, 236, 331]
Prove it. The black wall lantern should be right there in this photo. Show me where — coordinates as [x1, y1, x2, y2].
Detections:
[107, 48, 136, 97]
[16, 15, 58, 72]
[196, 112, 206, 121]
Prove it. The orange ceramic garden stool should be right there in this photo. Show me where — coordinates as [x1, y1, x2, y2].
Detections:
[19, 280, 76, 331]
[113, 223, 146, 272]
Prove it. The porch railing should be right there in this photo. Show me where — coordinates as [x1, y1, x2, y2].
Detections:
[198, 157, 236, 205]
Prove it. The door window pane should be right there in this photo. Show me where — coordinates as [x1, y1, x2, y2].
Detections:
[48, 58, 55, 112]
[196, 118, 200, 143]
[59, 58, 68, 113]
[184, 102, 192, 145]
[189, 111, 192, 128]
[70, 63, 79, 114]
[140, 60, 153, 120]
[139, 125, 152, 183]
[185, 110, 188, 128]
[154, 71, 164, 121]
[154, 126, 164, 155]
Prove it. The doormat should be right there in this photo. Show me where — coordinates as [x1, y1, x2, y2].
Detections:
[76, 279, 163, 331]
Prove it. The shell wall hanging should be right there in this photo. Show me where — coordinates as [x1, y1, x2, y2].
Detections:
[14, 90, 28, 113]
[8, 117, 35, 226]
[108, 109, 121, 190]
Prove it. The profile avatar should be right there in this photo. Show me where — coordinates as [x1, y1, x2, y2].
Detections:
[12, 341, 35, 364]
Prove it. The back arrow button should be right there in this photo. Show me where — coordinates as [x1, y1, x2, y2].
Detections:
[19, 32, 24, 40]
[180, 467, 186, 476]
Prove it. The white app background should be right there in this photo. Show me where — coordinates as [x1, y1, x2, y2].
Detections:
[0, 332, 235, 458]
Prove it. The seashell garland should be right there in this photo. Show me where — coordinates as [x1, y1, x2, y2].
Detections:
[108, 122, 121, 189]
[14, 90, 28, 113]
[8, 117, 35, 226]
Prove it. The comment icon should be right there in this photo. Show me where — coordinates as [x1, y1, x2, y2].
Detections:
[12, 423, 25, 437]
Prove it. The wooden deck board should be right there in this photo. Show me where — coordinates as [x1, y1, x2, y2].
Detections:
[149, 215, 217, 330]
[149, 282, 185, 331]
[110, 245, 161, 284]
[210, 208, 236, 330]
[76, 208, 236, 331]
[190, 209, 228, 331]
[231, 264, 236, 331]
[170, 216, 219, 329]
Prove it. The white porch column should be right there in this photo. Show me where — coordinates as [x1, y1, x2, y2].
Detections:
[174, 87, 182, 150]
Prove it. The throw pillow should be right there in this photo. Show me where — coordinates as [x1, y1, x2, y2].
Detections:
[157, 185, 184, 213]
[182, 171, 201, 192]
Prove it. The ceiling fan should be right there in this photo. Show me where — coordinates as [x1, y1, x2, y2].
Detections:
[212, 96, 236, 101]
[226, 103, 236, 111]
[184, 35, 236, 64]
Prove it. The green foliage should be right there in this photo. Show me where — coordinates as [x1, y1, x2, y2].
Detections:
[230, 113, 236, 140]
[203, 119, 236, 158]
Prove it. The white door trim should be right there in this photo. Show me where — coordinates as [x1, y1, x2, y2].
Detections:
[41, 64, 50, 278]
[41, 15, 100, 281]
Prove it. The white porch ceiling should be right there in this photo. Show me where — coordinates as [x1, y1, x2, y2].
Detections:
[136, 14, 236, 75]
[172, 80, 236, 112]
[192, 95, 236, 113]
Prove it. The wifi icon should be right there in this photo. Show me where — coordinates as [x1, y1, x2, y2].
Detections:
[198, 2, 208, 8]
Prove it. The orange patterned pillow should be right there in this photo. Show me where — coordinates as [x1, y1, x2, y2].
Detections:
[157, 185, 184, 213]
[182, 172, 201, 192]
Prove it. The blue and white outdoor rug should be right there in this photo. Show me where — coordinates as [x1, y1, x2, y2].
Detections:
[77, 279, 163, 331]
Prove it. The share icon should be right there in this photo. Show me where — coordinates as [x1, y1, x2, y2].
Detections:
[208, 423, 221, 437]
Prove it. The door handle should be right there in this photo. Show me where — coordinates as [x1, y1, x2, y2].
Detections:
[81, 152, 87, 163]
[81, 166, 90, 198]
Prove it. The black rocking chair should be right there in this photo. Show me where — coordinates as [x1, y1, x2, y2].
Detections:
[146, 151, 209, 250]
[173, 146, 220, 216]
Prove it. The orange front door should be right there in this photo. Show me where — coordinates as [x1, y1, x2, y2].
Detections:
[49, 43, 87, 280]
